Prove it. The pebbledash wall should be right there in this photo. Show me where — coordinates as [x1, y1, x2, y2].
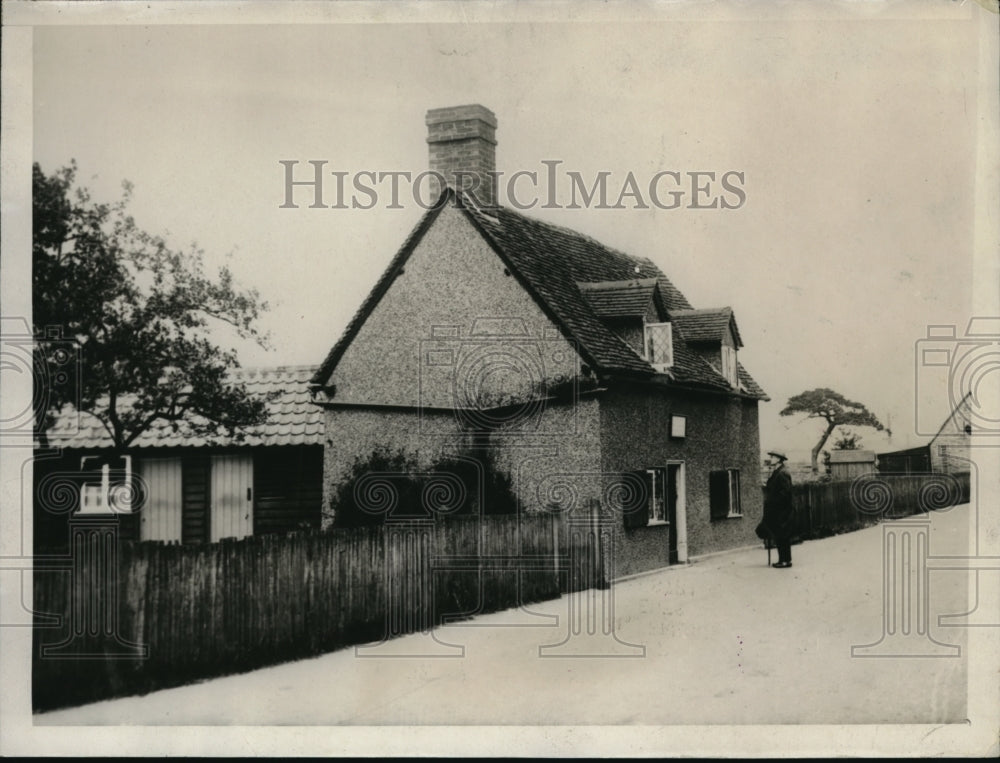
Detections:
[600, 385, 762, 574]
[322, 386, 761, 577]
[322, 399, 604, 523]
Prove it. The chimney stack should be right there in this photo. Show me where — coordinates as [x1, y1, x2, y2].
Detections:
[426, 104, 497, 209]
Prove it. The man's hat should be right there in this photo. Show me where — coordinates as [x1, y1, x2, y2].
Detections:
[767, 450, 788, 461]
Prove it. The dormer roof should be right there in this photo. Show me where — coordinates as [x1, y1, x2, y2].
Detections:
[577, 278, 660, 319]
[671, 307, 744, 348]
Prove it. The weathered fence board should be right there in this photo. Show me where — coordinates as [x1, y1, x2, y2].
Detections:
[36, 472, 968, 712]
[33, 510, 593, 712]
[776, 471, 971, 541]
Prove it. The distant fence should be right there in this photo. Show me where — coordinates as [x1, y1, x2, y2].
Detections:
[33, 511, 600, 712]
[777, 471, 971, 541]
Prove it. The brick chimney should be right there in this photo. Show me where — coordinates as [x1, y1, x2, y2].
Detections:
[426, 104, 497, 209]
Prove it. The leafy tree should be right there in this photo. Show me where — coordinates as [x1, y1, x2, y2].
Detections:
[33, 161, 271, 449]
[781, 388, 884, 474]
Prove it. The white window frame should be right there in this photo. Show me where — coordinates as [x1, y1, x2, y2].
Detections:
[643, 322, 674, 372]
[78, 455, 134, 515]
[726, 468, 742, 518]
[645, 468, 668, 525]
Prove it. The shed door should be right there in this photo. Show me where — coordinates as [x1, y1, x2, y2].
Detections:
[138, 457, 183, 542]
[210, 454, 253, 542]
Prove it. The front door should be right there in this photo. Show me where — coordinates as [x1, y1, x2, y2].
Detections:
[210, 454, 253, 542]
[665, 461, 687, 563]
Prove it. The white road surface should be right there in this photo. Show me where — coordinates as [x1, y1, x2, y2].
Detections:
[37, 503, 974, 726]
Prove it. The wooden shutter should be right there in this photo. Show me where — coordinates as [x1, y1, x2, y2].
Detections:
[622, 471, 650, 529]
[709, 470, 730, 520]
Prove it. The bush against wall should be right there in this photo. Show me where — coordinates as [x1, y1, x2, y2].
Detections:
[329, 446, 517, 528]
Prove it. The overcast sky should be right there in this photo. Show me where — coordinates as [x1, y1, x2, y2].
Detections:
[30, 3, 991, 461]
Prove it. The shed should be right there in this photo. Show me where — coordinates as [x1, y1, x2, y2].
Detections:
[34, 365, 325, 549]
[827, 449, 877, 481]
[877, 445, 931, 475]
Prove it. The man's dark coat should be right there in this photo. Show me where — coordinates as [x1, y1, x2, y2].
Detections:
[762, 463, 794, 538]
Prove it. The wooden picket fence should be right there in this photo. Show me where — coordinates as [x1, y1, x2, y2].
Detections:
[784, 471, 971, 541]
[32, 510, 602, 712]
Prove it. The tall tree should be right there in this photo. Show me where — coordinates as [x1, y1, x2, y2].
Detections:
[33, 161, 272, 450]
[780, 388, 885, 474]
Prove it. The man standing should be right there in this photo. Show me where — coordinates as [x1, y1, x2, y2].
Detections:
[763, 450, 795, 568]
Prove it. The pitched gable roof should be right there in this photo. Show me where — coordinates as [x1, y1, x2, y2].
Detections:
[671, 307, 744, 348]
[43, 365, 324, 450]
[312, 190, 767, 399]
[929, 390, 974, 442]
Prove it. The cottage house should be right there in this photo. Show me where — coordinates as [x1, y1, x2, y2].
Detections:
[34, 365, 324, 549]
[311, 105, 769, 577]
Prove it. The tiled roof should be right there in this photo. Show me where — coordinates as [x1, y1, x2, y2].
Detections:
[312, 189, 767, 400]
[671, 308, 743, 348]
[578, 279, 658, 318]
[736, 363, 768, 399]
[42, 365, 324, 450]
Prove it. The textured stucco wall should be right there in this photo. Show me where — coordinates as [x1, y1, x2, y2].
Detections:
[322, 397, 604, 525]
[599, 384, 762, 567]
[488, 396, 603, 515]
[326, 204, 582, 409]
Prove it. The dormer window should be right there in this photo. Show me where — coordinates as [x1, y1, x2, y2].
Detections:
[721, 345, 738, 387]
[670, 307, 744, 389]
[643, 322, 673, 372]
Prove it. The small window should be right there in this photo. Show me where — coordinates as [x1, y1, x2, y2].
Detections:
[710, 468, 742, 520]
[644, 322, 673, 372]
[646, 468, 667, 524]
[721, 346, 739, 387]
[622, 468, 673, 529]
[79, 454, 134, 515]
